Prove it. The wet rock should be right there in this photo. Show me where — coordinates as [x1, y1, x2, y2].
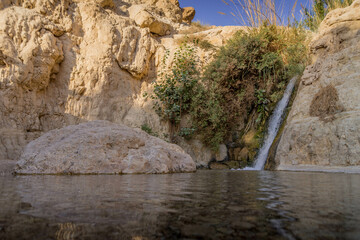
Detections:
[209, 162, 229, 170]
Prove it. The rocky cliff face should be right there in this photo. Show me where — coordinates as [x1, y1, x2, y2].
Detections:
[0, 0, 239, 167]
[275, 0, 360, 171]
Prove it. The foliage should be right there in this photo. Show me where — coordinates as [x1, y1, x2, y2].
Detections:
[150, 23, 308, 152]
[303, 0, 353, 31]
[190, 23, 309, 150]
[150, 43, 200, 139]
[176, 35, 215, 51]
[255, 89, 270, 124]
[141, 124, 159, 137]
[178, 127, 196, 140]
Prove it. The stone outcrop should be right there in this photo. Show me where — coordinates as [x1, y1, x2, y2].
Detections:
[15, 120, 196, 174]
[181, 7, 195, 24]
[275, 0, 360, 171]
[0, 0, 242, 171]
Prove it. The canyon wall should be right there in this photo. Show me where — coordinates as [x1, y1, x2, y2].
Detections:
[0, 0, 240, 167]
[275, 0, 360, 171]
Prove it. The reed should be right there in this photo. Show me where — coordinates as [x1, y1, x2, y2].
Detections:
[221, 0, 298, 27]
[303, 0, 353, 31]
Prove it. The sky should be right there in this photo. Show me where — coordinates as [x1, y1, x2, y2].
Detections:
[179, 0, 313, 26]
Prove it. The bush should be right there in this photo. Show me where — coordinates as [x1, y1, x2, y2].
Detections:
[141, 124, 159, 137]
[176, 35, 215, 51]
[150, 24, 308, 153]
[190, 23, 309, 150]
[150, 43, 200, 140]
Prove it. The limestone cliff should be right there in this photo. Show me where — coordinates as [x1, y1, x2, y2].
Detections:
[275, 0, 360, 171]
[0, 0, 239, 167]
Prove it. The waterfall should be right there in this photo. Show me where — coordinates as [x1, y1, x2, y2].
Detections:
[243, 76, 297, 171]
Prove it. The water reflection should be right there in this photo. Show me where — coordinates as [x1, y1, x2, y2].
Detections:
[1, 171, 360, 239]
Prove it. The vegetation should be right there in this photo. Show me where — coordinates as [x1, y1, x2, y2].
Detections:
[221, 0, 298, 27]
[176, 35, 215, 51]
[190, 23, 309, 150]
[149, 44, 200, 141]
[150, 23, 308, 154]
[141, 124, 159, 137]
[303, 0, 353, 31]
[179, 20, 213, 34]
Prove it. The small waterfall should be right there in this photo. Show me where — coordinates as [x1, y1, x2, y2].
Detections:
[243, 76, 297, 171]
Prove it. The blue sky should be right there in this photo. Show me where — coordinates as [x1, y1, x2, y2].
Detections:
[179, 0, 312, 26]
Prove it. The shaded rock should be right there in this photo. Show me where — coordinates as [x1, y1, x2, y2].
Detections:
[15, 121, 196, 174]
[181, 7, 195, 24]
[215, 144, 228, 162]
[225, 161, 240, 169]
[209, 162, 229, 170]
[176, 138, 213, 168]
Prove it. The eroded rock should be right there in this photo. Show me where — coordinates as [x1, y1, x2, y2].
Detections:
[182, 7, 195, 24]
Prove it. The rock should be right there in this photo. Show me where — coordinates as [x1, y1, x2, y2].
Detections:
[276, 0, 360, 170]
[177, 138, 213, 168]
[215, 144, 228, 162]
[15, 121, 196, 174]
[0, 0, 241, 166]
[128, 5, 172, 36]
[182, 7, 195, 24]
[0, 7, 64, 91]
[0, 159, 16, 176]
[239, 148, 249, 162]
[225, 161, 240, 169]
[209, 162, 229, 170]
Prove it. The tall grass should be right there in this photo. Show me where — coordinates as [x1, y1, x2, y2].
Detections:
[221, 0, 298, 27]
[303, 0, 354, 31]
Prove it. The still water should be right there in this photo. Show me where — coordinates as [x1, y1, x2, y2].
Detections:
[1, 170, 360, 240]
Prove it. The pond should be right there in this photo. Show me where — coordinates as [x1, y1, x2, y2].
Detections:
[1, 170, 360, 239]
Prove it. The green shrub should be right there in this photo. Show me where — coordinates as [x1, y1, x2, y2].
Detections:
[141, 124, 158, 137]
[190, 23, 309, 150]
[150, 43, 200, 140]
[150, 24, 308, 153]
[176, 35, 215, 51]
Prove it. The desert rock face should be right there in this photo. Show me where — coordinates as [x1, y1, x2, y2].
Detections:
[0, 0, 242, 168]
[15, 120, 196, 174]
[275, 0, 360, 170]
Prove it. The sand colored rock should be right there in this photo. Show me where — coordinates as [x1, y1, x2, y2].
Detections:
[0, 0, 241, 168]
[15, 121, 196, 174]
[128, 4, 172, 36]
[181, 7, 195, 24]
[275, 0, 360, 169]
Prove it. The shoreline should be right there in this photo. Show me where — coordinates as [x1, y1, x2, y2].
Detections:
[0, 159, 15, 176]
[277, 164, 360, 174]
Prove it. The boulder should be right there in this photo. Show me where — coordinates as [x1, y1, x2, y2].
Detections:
[182, 7, 195, 24]
[15, 121, 196, 174]
[215, 144, 228, 162]
[128, 5, 172, 36]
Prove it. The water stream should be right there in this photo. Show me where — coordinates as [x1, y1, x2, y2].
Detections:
[244, 76, 297, 170]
